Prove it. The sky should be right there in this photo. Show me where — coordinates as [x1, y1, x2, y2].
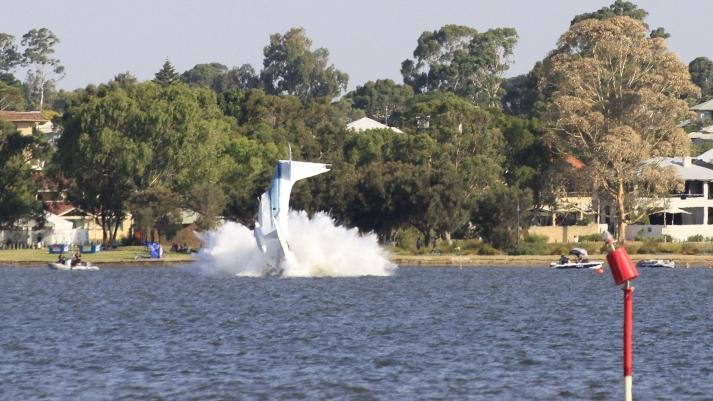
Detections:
[5, 0, 713, 91]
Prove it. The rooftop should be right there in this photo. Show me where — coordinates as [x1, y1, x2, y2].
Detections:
[646, 157, 713, 181]
[0, 111, 48, 123]
[691, 99, 713, 111]
[346, 117, 404, 133]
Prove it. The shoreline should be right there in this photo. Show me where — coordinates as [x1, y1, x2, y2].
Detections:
[391, 254, 713, 267]
[2, 253, 713, 267]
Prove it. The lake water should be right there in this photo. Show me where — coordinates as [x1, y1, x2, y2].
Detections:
[1, 265, 713, 400]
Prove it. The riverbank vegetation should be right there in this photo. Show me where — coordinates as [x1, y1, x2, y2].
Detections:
[2, 1, 713, 254]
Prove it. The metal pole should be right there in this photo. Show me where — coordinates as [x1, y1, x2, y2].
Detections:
[624, 280, 633, 401]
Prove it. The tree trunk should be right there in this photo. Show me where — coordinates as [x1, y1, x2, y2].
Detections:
[100, 213, 108, 246]
[444, 231, 452, 246]
[111, 218, 121, 246]
[617, 180, 627, 244]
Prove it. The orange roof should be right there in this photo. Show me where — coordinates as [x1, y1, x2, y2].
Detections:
[0, 111, 48, 123]
[564, 155, 585, 169]
[45, 202, 76, 216]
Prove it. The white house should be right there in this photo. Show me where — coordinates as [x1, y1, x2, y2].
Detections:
[688, 125, 713, 144]
[626, 154, 713, 241]
[691, 99, 713, 122]
[346, 117, 403, 133]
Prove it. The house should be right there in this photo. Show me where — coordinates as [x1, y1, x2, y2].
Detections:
[0, 111, 48, 136]
[346, 117, 403, 133]
[691, 100, 713, 123]
[626, 154, 713, 241]
[688, 125, 713, 145]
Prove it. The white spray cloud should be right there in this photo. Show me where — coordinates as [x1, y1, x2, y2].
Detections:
[194, 211, 396, 277]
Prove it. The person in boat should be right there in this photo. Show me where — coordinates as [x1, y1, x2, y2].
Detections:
[559, 254, 569, 264]
[57, 254, 66, 264]
[71, 252, 82, 267]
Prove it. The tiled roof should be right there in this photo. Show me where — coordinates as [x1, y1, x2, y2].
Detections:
[691, 99, 713, 111]
[564, 154, 585, 169]
[45, 202, 76, 216]
[0, 111, 48, 123]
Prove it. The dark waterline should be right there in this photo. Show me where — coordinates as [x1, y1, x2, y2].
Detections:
[1, 266, 712, 400]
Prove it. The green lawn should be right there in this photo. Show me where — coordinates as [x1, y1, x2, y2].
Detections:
[0, 246, 194, 264]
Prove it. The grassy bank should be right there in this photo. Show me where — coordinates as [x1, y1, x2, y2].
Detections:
[0, 246, 194, 265]
[3, 244, 713, 267]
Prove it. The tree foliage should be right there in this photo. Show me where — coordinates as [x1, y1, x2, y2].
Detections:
[154, 60, 180, 86]
[0, 33, 22, 73]
[401, 24, 518, 107]
[55, 81, 232, 243]
[21, 28, 64, 110]
[0, 121, 43, 228]
[345, 79, 413, 126]
[542, 16, 698, 241]
[689, 57, 713, 102]
[261, 27, 348, 100]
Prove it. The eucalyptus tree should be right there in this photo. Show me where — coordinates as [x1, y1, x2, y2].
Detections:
[401, 24, 518, 107]
[401, 92, 504, 243]
[56, 81, 233, 243]
[689, 57, 713, 102]
[261, 27, 348, 100]
[0, 33, 22, 74]
[542, 16, 698, 241]
[345, 79, 414, 126]
[0, 120, 44, 227]
[21, 28, 64, 110]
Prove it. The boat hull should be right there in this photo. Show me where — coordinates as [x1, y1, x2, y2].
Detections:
[637, 260, 675, 268]
[550, 262, 603, 269]
[48, 262, 100, 271]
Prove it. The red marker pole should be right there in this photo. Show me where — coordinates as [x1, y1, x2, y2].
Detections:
[603, 232, 638, 401]
[623, 280, 633, 401]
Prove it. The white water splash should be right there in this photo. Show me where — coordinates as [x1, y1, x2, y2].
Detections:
[194, 211, 396, 277]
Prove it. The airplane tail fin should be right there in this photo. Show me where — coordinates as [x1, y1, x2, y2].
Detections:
[287, 160, 330, 182]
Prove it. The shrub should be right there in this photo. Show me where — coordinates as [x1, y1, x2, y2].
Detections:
[578, 233, 602, 242]
[687, 234, 705, 242]
[681, 243, 701, 255]
[477, 243, 501, 255]
[547, 243, 570, 255]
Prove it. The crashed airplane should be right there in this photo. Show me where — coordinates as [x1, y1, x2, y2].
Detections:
[253, 153, 330, 274]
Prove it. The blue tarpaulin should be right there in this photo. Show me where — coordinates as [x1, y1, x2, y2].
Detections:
[148, 242, 162, 259]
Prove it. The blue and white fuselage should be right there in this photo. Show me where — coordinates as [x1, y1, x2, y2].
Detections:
[253, 159, 330, 274]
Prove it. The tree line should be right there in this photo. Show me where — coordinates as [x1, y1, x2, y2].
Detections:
[1, 0, 711, 249]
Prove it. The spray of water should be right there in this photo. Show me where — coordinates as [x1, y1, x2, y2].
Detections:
[194, 211, 397, 277]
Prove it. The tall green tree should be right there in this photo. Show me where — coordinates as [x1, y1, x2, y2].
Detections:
[56, 81, 232, 243]
[154, 60, 180, 86]
[0, 120, 43, 228]
[571, 0, 669, 40]
[571, 0, 648, 25]
[213, 64, 261, 93]
[401, 24, 518, 107]
[0, 74, 24, 110]
[181, 62, 228, 87]
[21, 28, 64, 110]
[261, 27, 348, 100]
[401, 92, 505, 242]
[345, 79, 414, 125]
[0, 33, 22, 74]
[689, 57, 713, 102]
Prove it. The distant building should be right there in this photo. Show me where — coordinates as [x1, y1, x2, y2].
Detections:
[0, 111, 48, 136]
[691, 99, 713, 122]
[346, 117, 403, 133]
[626, 154, 713, 241]
[688, 125, 713, 145]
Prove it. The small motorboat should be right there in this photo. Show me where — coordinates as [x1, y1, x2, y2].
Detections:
[551, 247, 603, 269]
[48, 262, 100, 271]
[550, 261, 604, 269]
[637, 259, 675, 268]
